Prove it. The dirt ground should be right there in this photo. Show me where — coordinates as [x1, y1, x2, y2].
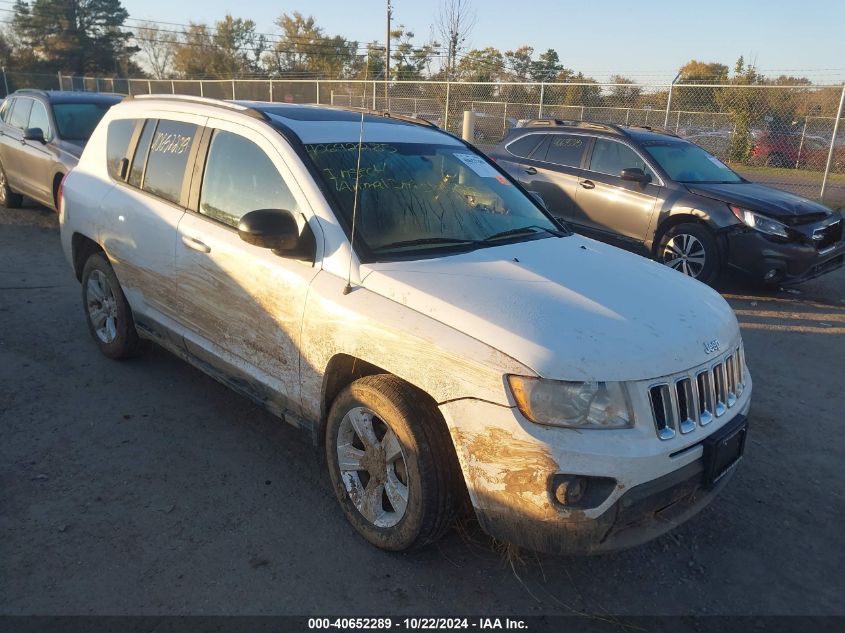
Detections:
[1, 202, 843, 617]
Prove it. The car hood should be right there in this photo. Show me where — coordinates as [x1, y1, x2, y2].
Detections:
[686, 182, 833, 218]
[360, 235, 739, 382]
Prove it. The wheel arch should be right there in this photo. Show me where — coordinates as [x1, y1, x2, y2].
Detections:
[51, 171, 66, 210]
[650, 212, 713, 255]
[71, 232, 104, 281]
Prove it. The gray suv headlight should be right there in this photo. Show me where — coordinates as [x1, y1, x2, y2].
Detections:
[730, 205, 789, 238]
[507, 376, 634, 429]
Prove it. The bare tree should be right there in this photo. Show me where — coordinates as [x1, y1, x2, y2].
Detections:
[435, 0, 475, 80]
[134, 22, 177, 79]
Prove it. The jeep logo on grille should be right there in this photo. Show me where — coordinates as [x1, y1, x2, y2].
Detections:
[704, 339, 721, 354]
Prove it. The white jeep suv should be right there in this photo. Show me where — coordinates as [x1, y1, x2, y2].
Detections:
[59, 95, 751, 554]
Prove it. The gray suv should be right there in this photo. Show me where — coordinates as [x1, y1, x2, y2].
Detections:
[0, 90, 122, 210]
[490, 120, 844, 285]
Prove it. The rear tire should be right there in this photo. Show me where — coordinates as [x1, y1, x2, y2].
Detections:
[81, 252, 142, 359]
[657, 223, 720, 284]
[0, 161, 23, 209]
[326, 374, 461, 551]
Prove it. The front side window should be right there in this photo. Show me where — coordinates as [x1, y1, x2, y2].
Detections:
[9, 98, 32, 129]
[28, 101, 51, 139]
[52, 102, 113, 142]
[642, 140, 743, 184]
[199, 130, 298, 228]
[542, 134, 587, 168]
[590, 138, 655, 179]
[304, 141, 562, 259]
[141, 120, 198, 205]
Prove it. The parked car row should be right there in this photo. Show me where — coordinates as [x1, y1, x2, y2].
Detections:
[0, 91, 840, 556]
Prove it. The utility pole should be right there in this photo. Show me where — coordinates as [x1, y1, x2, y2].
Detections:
[385, 0, 392, 109]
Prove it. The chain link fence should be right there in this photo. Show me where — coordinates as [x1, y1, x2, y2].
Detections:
[3, 70, 844, 205]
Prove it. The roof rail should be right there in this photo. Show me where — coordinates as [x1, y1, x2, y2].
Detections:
[520, 118, 679, 138]
[130, 94, 268, 120]
[314, 103, 440, 129]
[13, 88, 49, 96]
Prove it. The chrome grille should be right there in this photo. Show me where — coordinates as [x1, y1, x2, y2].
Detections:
[649, 344, 747, 440]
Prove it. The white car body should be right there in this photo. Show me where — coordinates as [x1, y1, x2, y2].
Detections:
[59, 96, 751, 553]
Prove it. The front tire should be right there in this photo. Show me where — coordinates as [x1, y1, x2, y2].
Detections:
[326, 375, 461, 551]
[658, 223, 720, 284]
[81, 252, 141, 359]
[0, 160, 23, 208]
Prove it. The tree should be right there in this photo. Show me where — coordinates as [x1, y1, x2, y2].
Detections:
[390, 26, 438, 80]
[11, 0, 137, 74]
[678, 60, 729, 83]
[264, 12, 358, 79]
[456, 47, 504, 82]
[436, 0, 475, 80]
[529, 49, 562, 82]
[134, 22, 176, 79]
[608, 75, 642, 102]
[504, 46, 533, 81]
[674, 59, 730, 112]
[172, 15, 265, 78]
[717, 56, 760, 162]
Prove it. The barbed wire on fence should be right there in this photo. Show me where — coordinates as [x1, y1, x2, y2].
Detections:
[2, 70, 844, 203]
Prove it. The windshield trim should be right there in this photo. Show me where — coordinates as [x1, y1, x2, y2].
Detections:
[288, 129, 570, 264]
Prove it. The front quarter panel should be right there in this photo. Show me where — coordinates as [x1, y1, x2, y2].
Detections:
[298, 270, 534, 423]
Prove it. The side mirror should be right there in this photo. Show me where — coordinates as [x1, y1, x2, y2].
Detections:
[23, 127, 46, 144]
[620, 167, 650, 184]
[238, 209, 300, 252]
[529, 191, 547, 209]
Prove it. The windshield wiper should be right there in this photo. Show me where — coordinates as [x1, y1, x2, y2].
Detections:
[374, 237, 483, 251]
[482, 225, 564, 242]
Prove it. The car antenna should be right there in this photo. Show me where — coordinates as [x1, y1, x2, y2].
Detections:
[343, 105, 367, 296]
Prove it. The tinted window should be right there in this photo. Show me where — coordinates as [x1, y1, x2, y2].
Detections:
[28, 101, 51, 138]
[129, 120, 156, 188]
[590, 138, 655, 179]
[543, 134, 587, 168]
[200, 130, 298, 227]
[507, 134, 546, 159]
[107, 119, 137, 181]
[9, 98, 33, 129]
[53, 102, 112, 141]
[141, 120, 198, 205]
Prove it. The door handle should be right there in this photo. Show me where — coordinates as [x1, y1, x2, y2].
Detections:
[181, 235, 211, 253]
[523, 166, 537, 175]
[580, 179, 595, 190]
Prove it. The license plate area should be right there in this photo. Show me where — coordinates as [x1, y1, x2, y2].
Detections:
[702, 415, 748, 488]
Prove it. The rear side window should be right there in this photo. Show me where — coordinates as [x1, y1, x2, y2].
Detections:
[507, 134, 546, 159]
[590, 138, 655, 179]
[0, 99, 12, 122]
[199, 130, 298, 228]
[9, 98, 33, 129]
[141, 120, 198, 205]
[107, 119, 137, 181]
[543, 134, 587, 168]
[128, 120, 156, 188]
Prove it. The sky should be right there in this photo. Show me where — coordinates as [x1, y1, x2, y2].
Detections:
[120, 0, 845, 83]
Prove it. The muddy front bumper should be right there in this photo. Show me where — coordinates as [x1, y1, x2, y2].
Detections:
[440, 387, 750, 556]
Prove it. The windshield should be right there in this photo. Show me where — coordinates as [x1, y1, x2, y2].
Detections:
[642, 140, 743, 184]
[304, 141, 563, 259]
[53, 102, 113, 141]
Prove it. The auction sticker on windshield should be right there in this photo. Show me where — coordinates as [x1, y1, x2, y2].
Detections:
[454, 152, 499, 178]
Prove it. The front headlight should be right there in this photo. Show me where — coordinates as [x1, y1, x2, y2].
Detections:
[507, 376, 634, 429]
[730, 205, 789, 238]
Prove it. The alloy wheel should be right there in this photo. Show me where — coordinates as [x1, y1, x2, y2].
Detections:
[336, 406, 409, 528]
[86, 270, 119, 343]
[662, 233, 706, 278]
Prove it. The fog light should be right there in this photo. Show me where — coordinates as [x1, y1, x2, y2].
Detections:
[764, 268, 779, 281]
[554, 476, 586, 505]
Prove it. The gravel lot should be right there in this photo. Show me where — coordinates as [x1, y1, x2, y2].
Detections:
[1, 202, 844, 617]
